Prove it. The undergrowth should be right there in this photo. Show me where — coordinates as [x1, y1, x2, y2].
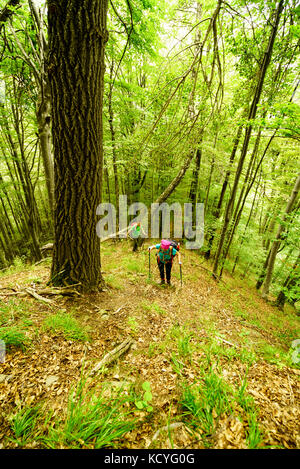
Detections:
[179, 356, 263, 449]
[1, 242, 299, 449]
[42, 311, 90, 342]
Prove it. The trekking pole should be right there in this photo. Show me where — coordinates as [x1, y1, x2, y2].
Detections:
[180, 263, 182, 287]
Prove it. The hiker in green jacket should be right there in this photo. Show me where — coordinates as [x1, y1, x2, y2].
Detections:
[128, 221, 145, 252]
[148, 239, 182, 285]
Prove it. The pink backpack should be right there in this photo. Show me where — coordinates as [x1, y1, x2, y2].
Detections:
[160, 239, 180, 251]
[158, 239, 180, 264]
[160, 239, 171, 250]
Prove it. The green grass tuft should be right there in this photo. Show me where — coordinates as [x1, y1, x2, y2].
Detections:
[0, 326, 31, 351]
[44, 374, 137, 449]
[42, 312, 89, 342]
[8, 404, 42, 447]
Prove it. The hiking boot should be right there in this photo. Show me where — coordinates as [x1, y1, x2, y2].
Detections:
[160, 279, 165, 285]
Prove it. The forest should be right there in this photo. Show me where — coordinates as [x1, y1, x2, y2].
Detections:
[0, 0, 299, 452]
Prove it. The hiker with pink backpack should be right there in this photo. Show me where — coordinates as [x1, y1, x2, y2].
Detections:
[148, 239, 182, 286]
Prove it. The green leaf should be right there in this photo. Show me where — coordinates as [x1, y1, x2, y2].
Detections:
[144, 390, 152, 402]
[135, 401, 144, 410]
[142, 381, 151, 392]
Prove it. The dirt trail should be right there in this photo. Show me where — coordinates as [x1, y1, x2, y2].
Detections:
[0, 243, 299, 448]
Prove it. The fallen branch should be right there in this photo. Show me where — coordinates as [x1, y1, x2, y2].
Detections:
[0, 289, 26, 297]
[111, 305, 126, 315]
[147, 422, 186, 448]
[89, 338, 134, 376]
[190, 261, 228, 284]
[24, 287, 57, 305]
[215, 335, 238, 348]
[37, 287, 81, 297]
[0, 285, 79, 300]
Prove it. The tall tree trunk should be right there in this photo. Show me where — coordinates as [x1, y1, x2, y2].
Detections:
[148, 1, 222, 229]
[48, 0, 109, 290]
[0, 230, 14, 264]
[36, 82, 54, 220]
[187, 2, 203, 223]
[219, 128, 272, 275]
[188, 144, 202, 222]
[108, 60, 119, 223]
[204, 131, 218, 216]
[204, 124, 243, 260]
[212, 0, 284, 279]
[261, 173, 300, 298]
[0, 212, 15, 263]
[0, 173, 23, 236]
[231, 169, 261, 274]
[103, 159, 111, 204]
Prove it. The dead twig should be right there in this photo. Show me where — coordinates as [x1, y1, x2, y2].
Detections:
[89, 338, 134, 376]
[111, 305, 126, 315]
[147, 422, 187, 448]
[0, 291, 27, 297]
[215, 335, 239, 348]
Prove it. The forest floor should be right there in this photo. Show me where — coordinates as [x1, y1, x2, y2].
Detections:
[0, 241, 299, 450]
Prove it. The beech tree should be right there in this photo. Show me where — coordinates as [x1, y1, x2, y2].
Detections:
[48, 0, 109, 290]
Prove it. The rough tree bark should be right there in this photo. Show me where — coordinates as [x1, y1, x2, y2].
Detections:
[48, 0, 109, 290]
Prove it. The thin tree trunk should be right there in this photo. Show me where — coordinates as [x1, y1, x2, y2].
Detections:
[204, 132, 218, 216]
[0, 212, 15, 262]
[205, 124, 243, 260]
[36, 82, 54, 219]
[0, 97, 42, 261]
[212, 0, 284, 279]
[188, 144, 202, 225]
[108, 60, 119, 222]
[219, 129, 269, 275]
[261, 173, 300, 298]
[231, 170, 261, 274]
[12, 0, 55, 219]
[0, 172, 23, 235]
[0, 231, 13, 264]
[275, 253, 300, 310]
[103, 158, 111, 203]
